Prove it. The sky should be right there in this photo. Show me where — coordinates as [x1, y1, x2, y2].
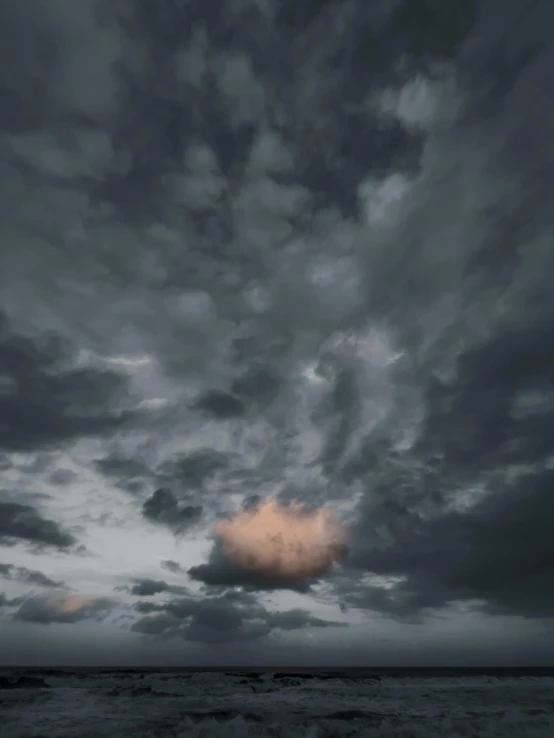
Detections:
[0, 0, 553, 667]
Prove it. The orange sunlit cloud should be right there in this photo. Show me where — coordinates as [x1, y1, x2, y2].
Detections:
[214, 496, 348, 583]
[48, 594, 97, 615]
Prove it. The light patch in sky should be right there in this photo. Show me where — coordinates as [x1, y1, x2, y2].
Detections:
[48, 594, 96, 615]
[138, 397, 169, 410]
[358, 173, 411, 226]
[444, 483, 491, 514]
[361, 573, 407, 590]
[79, 351, 153, 369]
[300, 361, 329, 386]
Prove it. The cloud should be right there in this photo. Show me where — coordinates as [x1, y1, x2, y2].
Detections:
[142, 488, 203, 532]
[0, 563, 64, 589]
[128, 578, 188, 597]
[447, 468, 554, 616]
[266, 608, 346, 631]
[336, 470, 554, 621]
[332, 304, 554, 620]
[0, 312, 139, 452]
[14, 594, 114, 624]
[0, 592, 26, 608]
[416, 317, 554, 477]
[188, 540, 312, 592]
[231, 365, 281, 405]
[161, 560, 184, 574]
[157, 449, 229, 489]
[129, 579, 169, 597]
[48, 468, 78, 486]
[211, 497, 348, 585]
[0, 502, 76, 549]
[131, 592, 345, 644]
[0, 0, 552, 666]
[0, 0, 123, 121]
[191, 390, 245, 419]
[389, 0, 476, 58]
[96, 449, 229, 507]
[94, 454, 154, 494]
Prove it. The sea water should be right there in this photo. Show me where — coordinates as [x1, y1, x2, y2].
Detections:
[1, 667, 553, 737]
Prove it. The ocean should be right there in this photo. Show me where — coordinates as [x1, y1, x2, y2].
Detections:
[1, 667, 553, 737]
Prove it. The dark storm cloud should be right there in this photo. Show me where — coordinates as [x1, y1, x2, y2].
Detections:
[142, 488, 203, 532]
[14, 594, 114, 624]
[156, 449, 229, 489]
[337, 345, 554, 621]
[292, 0, 554, 624]
[96, 449, 229, 502]
[95, 455, 153, 481]
[95, 454, 154, 494]
[338, 469, 554, 620]
[129, 579, 169, 597]
[187, 540, 312, 593]
[0, 0, 553, 662]
[0, 563, 64, 589]
[191, 390, 245, 419]
[389, 0, 476, 58]
[161, 560, 185, 574]
[134, 601, 163, 615]
[335, 345, 554, 619]
[128, 578, 188, 597]
[48, 468, 78, 487]
[0, 502, 76, 549]
[132, 612, 180, 636]
[0, 592, 24, 608]
[447, 468, 554, 616]
[230, 365, 280, 404]
[131, 592, 344, 644]
[266, 608, 346, 631]
[0, 313, 139, 453]
[334, 230, 554, 620]
[415, 317, 554, 476]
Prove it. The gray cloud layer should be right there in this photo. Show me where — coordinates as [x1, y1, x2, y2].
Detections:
[0, 563, 64, 589]
[0, 502, 76, 549]
[131, 590, 344, 644]
[1, 0, 553, 662]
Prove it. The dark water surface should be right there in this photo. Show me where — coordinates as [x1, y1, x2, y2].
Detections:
[1, 666, 553, 737]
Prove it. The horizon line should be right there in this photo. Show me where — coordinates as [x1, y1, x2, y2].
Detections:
[2, 664, 554, 670]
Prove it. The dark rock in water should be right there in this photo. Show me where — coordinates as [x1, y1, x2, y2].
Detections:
[0, 676, 49, 689]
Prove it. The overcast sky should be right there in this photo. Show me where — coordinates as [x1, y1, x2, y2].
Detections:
[1, 0, 553, 668]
